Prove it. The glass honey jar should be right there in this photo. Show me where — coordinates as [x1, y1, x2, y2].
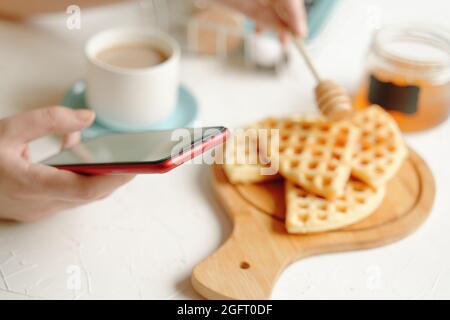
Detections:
[354, 24, 450, 131]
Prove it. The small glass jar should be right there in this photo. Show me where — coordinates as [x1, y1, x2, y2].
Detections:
[354, 24, 450, 131]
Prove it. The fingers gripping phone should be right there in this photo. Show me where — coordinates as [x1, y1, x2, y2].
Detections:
[42, 127, 229, 174]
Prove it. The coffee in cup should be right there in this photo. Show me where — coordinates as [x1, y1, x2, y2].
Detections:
[95, 43, 169, 69]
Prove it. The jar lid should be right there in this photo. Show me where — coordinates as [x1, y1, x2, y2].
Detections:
[372, 23, 450, 82]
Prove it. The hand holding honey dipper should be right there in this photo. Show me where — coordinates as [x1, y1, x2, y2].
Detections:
[219, 0, 308, 40]
[221, 0, 353, 120]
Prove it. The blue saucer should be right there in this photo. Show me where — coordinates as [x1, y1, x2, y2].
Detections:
[62, 80, 199, 139]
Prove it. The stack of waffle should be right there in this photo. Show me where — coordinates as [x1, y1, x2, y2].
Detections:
[223, 106, 408, 234]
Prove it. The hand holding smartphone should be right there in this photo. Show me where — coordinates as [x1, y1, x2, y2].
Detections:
[42, 127, 229, 174]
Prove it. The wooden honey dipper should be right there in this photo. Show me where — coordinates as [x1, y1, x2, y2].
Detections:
[294, 39, 353, 121]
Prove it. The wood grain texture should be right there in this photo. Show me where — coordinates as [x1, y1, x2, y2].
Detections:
[192, 148, 435, 300]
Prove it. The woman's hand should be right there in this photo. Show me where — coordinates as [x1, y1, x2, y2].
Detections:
[0, 106, 134, 222]
[219, 0, 308, 41]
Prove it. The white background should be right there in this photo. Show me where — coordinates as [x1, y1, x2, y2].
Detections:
[0, 0, 449, 299]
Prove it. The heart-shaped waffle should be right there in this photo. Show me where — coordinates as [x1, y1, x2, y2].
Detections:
[351, 105, 408, 188]
[285, 179, 385, 233]
[257, 116, 360, 199]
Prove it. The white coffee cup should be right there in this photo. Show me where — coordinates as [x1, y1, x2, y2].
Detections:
[85, 28, 180, 131]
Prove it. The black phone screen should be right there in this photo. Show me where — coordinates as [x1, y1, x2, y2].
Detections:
[43, 127, 226, 166]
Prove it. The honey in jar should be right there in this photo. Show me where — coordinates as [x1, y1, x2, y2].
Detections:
[354, 24, 450, 132]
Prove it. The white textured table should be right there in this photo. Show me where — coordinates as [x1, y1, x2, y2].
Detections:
[0, 0, 449, 299]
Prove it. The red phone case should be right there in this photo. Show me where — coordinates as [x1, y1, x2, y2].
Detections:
[54, 129, 229, 175]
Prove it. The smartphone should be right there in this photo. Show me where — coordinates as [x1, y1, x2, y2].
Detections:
[42, 127, 229, 174]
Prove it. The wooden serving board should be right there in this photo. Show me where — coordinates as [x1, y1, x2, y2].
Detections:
[192, 148, 435, 300]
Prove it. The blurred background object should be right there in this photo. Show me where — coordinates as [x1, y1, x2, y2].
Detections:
[139, 0, 338, 72]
